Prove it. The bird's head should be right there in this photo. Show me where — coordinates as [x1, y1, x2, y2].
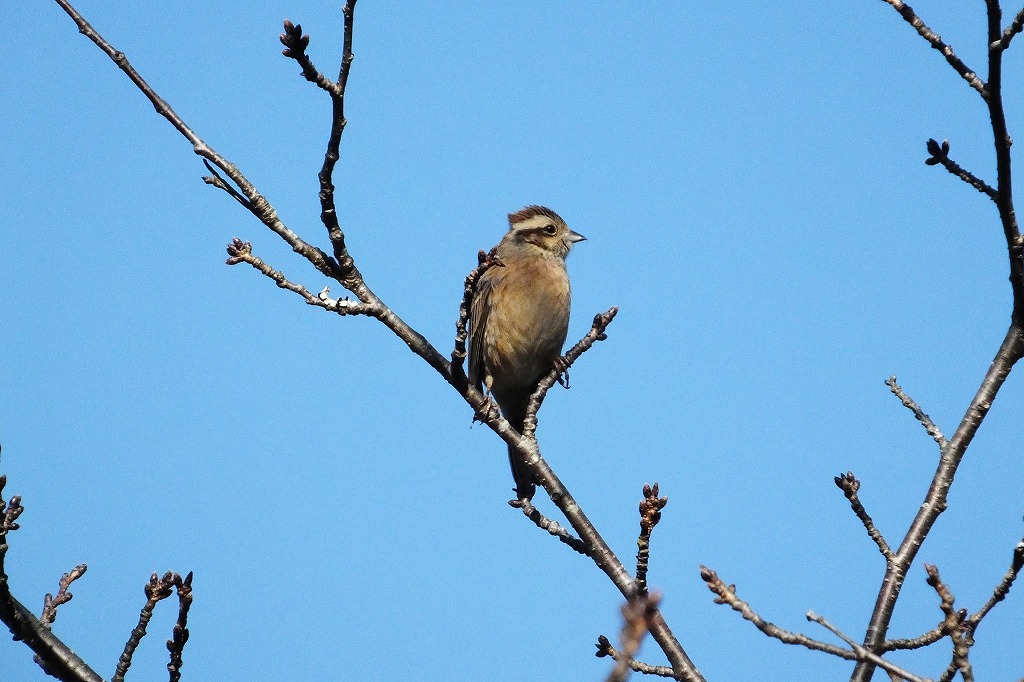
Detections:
[502, 205, 586, 259]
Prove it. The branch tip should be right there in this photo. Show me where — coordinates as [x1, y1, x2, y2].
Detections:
[279, 19, 310, 58]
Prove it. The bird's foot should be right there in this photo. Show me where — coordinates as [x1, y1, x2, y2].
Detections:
[553, 355, 571, 389]
[472, 394, 502, 424]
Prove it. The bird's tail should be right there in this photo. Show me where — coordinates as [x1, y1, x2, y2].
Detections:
[503, 402, 538, 501]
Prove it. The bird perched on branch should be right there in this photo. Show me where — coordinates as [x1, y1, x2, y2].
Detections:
[469, 206, 586, 500]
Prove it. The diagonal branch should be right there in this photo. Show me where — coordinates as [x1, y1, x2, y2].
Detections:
[596, 636, 675, 678]
[835, 472, 894, 561]
[0, 472, 102, 682]
[53, 4, 704, 679]
[879, 0, 987, 96]
[885, 376, 947, 448]
[854, 3, 1024, 677]
[521, 307, 618, 440]
[993, 6, 1024, 50]
[40, 565, 88, 629]
[225, 239, 380, 317]
[53, 0, 344, 284]
[700, 566, 853, 658]
[924, 139, 998, 201]
[806, 612, 932, 682]
[279, 20, 341, 97]
[963, 538, 1024, 635]
[879, 625, 948, 652]
[511, 499, 590, 556]
[855, 326, 1024, 681]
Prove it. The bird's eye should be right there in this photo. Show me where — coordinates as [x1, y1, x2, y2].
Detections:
[543, 224, 557, 235]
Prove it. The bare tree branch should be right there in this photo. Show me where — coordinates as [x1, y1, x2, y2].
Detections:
[856, 326, 1024, 681]
[993, 6, 1024, 50]
[279, 20, 341, 97]
[521, 307, 618, 440]
[806, 612, 932, 682]
[605, 593, 662, 682]
[879, 625, 948, 652]
[225, 239, 380, 317]
[923, 140, 997, 201]
[835, 472, 894, 561]
[923, 565, 972, 682]
[884, 376, 947, 448]
[879, 0, 987, 96]
[596, 636, 675, 678]
[52, 0, 344, 283]
[700, 566, 852, 658]
[853, 2, 1024, 677]
[635, 483, 668, 595]
[166, 572, 193, 682]
[965, 538, 1024, 631]
[0, 470, 102, 682]
[40, 565, 88, 629]
[51, 4, 706, 679]
[112, 571, 191, 682]
[510, 498, 590, 556]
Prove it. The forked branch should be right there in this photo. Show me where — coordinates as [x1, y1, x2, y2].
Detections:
[852, 2, 1024, 680]
[51, 3, 704, 680]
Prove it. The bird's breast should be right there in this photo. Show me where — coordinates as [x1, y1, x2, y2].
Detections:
[482, 256, 571, 391]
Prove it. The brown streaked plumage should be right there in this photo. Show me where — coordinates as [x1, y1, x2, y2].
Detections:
[469, 205, 586, 500]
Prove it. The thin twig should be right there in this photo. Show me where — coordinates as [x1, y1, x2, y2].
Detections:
[0, 470, 102, 682]
[924, 139, 998, 200]
[509, 498, 590, 556]
[993, 6, 1024, 50]
[880, 625, 948, 652]
[596, 636, 675, 678]
[202, 159, 254, 210]
[521, 307, 618, 440]
[885, 376, 947, 447]
[924, 565, 972, 682]
[964, 538, 1024, 631]
[40, 565, 88, 629]
[279, 20, 341, 96]
[225, 239, 379, 317]
[879, 0, 987, 96]
[55, 0, 345, 280]
[806, 612, 932, 682]
[452, 248, 502, 376]
[636, 483, 668, 595]
[304, 2, 364, 287]
[54, 4, 705, 678]
[167, 572, 193, 682]
[854, 1, 1024, 673]
[699, 567, 852, 658]
[834, 472, 894, 561]
[112, 572, 188, 682]
[605, 593, 662, 682]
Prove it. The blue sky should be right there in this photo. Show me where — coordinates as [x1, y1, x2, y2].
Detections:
[3, 1, 1022, 680]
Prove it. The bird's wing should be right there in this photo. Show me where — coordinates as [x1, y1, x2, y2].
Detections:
[468, 269, 496, 391]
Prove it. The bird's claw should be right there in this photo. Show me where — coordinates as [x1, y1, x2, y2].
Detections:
[473, 395, 502, 424]
[554, 355, 571, 389]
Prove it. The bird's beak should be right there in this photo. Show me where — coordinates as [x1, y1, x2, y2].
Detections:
[567, 230, 586, 243]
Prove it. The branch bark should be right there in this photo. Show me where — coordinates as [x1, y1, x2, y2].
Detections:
[51, 3, 705, 680]
[851, 3, 1024, 678]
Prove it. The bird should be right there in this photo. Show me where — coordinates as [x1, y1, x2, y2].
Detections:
[469, 205, 586, 500]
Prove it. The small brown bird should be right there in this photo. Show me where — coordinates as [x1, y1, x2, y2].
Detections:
[469, 206, 586, 500]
